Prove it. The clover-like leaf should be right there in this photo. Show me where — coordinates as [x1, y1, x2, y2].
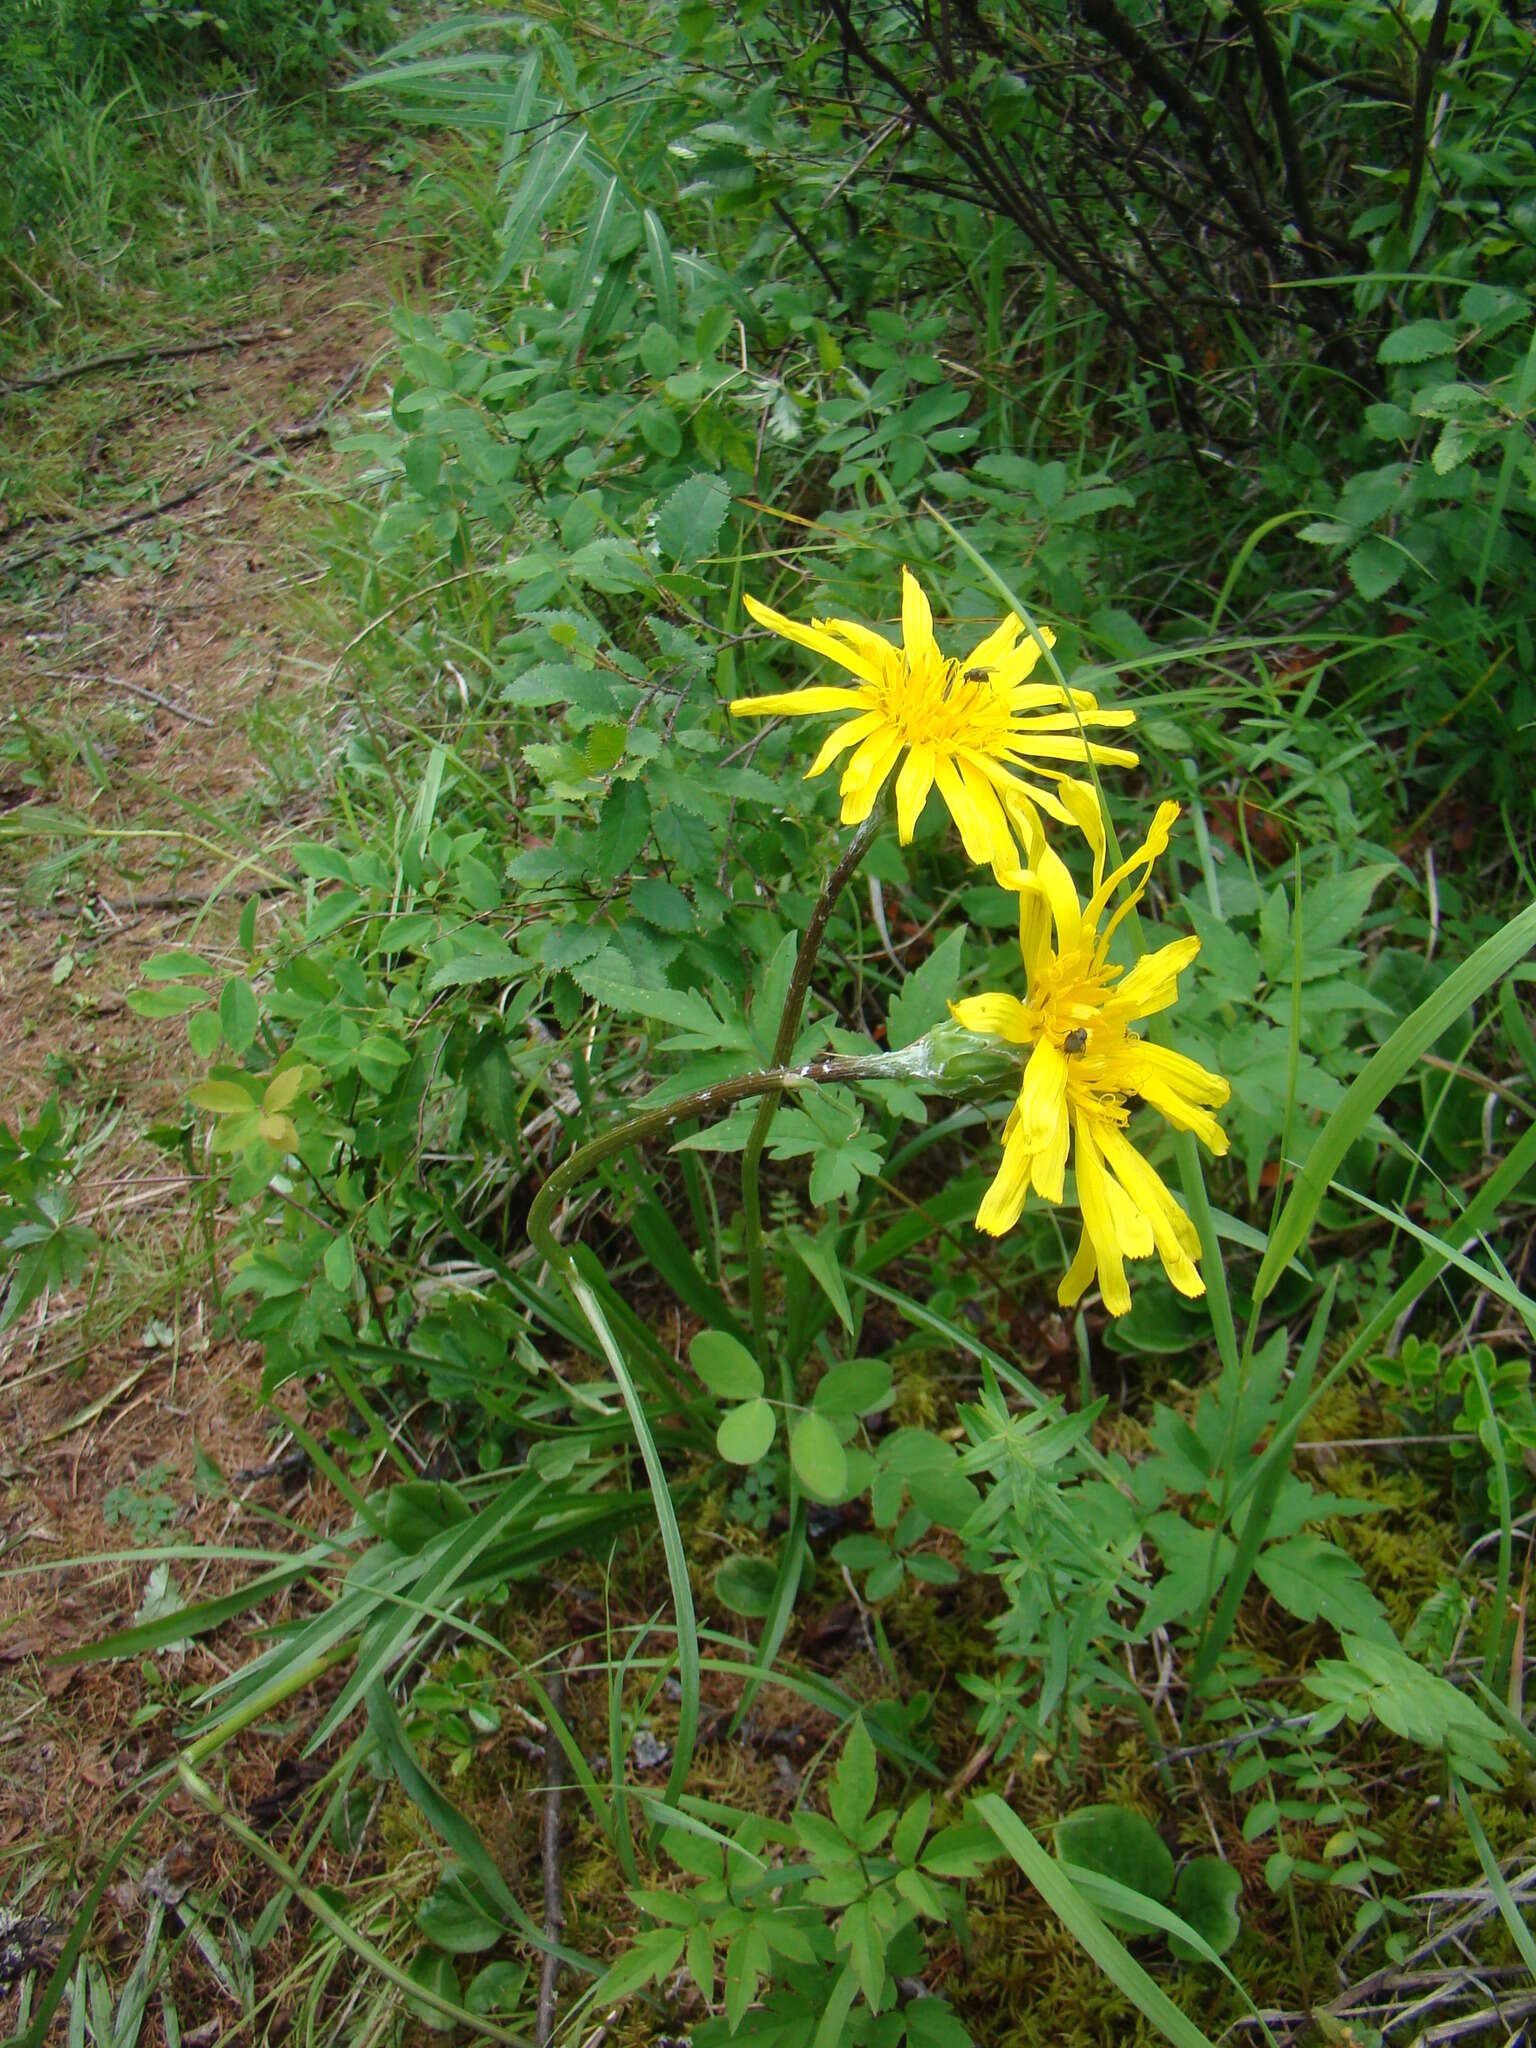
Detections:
[716, 1398, 775, 1464]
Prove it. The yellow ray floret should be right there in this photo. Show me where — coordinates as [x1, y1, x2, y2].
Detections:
[950, 799, 1230, 1316]
[729, 566, 1137, 879]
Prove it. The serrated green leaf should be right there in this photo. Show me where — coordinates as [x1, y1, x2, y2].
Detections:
[783, 1225, 853, 1335]
[570, 953, 731, 1043]
[1254, 1535, 1392, 1642]
[1377, 318, 1456, 363]
[828, 1717, 877, 1837]
[640, 321, 680, 378]
[888, 925, 966, 1050]
[425, 941, 517, 993]
[655, 473, 731, 566]
[323, 1234, 356, 1293]
[1346, 535, 1405, 600]
[291, 842, 355, 883]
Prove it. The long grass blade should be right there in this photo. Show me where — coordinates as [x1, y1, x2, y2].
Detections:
[567, 1269, 701, 1813]
[178, 1766, 532, 2045]
[1256, 897, 1536, 1300]
[974, 1796, 1221, 2048]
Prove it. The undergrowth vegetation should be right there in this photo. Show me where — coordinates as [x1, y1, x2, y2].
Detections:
[0, 0, 391, 361]
[6, 1, 1536, 2044]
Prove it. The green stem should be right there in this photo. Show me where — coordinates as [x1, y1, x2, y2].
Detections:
[743, 805, 888, 1369]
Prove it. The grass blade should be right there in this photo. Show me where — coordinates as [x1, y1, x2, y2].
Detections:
[178, 1766, 532, 2045]
[567, 1268, 701, 1814]
[973, 1795, 1221, 2048]
[1256, 896, 1536, 1300]
[1187, 1270, 1337, 1696]
[1452, 1773, 1536, 1980]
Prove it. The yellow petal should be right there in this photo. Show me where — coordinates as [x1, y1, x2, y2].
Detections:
[1030, 1096, 1070, 1203]
[806, 711, 881, 779]
[1016, 873, 1054, 986]
[900, 566, 937, 673]
[1105, 1174, 1155, 1260]
[961, 612, 1025, 678]
[1073, 1109, 1130, 1315]
[1018, 1037, 1069, 1154]
[1001, 730, 1141, 766]
[1115, 935, 1202, 1019]
[894, 745, 936, 842]
[1098, 1125, 1205, 1298]
[957, 759, 1020, 875]
[1030, 838, 1085, 959]
[1058, 1225, 1098, 1308]
[1056, 777, 1107, 895]
[1087, 798, 1181, 936]
[1128, 1042, 1231, 1154]
[838, 729, 902, 820]
[729, 686, 870, 719]
[743, 591, 883, 686]
[842, 725, 902, 797]
[990, 625, 1057, 690]
[951, 993, 1033, 1043]
[975, 1114, 1034, 1235]
[933, 753, 998, 869]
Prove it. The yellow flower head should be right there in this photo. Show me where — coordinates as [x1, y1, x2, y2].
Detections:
[950, 797, 1230, 1317]
[730, 567, 1137, 879]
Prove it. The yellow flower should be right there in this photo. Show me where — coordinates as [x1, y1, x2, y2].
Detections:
[730, 567, 1137, 878]
[951, 797, 1230, 1316]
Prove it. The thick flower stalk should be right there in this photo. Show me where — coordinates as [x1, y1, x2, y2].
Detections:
[951, 796, 1230, 1316]
[730, 566, 1138, 880]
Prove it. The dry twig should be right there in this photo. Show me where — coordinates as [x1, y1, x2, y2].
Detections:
[0, 359, 370, 578]
[37, 668, 213, 728]
[0, 325, 292, 398]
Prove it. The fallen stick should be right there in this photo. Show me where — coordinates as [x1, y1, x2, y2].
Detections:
[0, 358, 371, 579]
[0, 877, 296, 920]
[0, 325, 293, 398]
[36, 669, 213, 728]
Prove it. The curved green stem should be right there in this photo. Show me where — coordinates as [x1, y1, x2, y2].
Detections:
[742, 805, 888, 1369]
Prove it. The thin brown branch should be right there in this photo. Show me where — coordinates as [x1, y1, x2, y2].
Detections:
[1400, 0, 1456, 229]
[1229, 0, 1323, 250]
[0, 324, 292, 399]
[36, 668, 213, 728]
[0, 359, 370, 580]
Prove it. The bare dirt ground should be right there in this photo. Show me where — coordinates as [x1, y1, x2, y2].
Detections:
[0, 150, 426, 2037]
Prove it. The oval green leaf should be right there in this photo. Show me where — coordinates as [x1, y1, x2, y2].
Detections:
[691, 1329, 763, 1401]
[716, 1397, 775, 1464]
[790, 1410, 848, 1501]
